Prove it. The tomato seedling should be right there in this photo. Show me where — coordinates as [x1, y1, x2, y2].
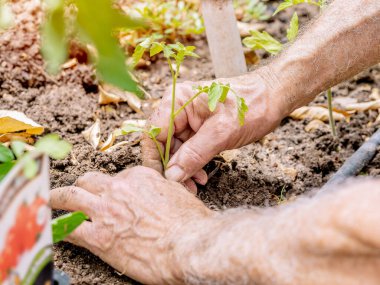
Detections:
[126, 39, 248, 169]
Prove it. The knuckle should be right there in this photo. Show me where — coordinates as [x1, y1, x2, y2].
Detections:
[59, 186, 78, 204]
[182, 144, 208, 167]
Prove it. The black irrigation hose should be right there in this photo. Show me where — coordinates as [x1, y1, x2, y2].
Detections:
[323, 128, 380, 190]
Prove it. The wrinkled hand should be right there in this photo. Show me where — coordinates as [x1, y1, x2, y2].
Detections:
[50, 167, 214, 285]
[142, 71, 287, 190]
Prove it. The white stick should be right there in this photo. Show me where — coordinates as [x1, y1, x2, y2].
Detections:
[201, 0, 247, 78]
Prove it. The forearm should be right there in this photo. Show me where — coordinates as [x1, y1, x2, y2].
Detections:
[265, 0, 380, 114]
[172, 208, 289, 284]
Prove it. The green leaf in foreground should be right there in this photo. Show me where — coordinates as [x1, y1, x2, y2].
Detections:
[0, 161, 15, 182]
[22, 155, 38, 179]
[41, 0, 67, 74]
[243, 30, 282, 55]
[74, 0, 145, 96]
[237, 96, 248, 126]
[207, 82, 231, 112]
[35, 134, 72, 160]
[11, 141, 26, 159]
[52, 211, 88, 243]
[287, 12, 299, 42]
[0, 143, 14, 163]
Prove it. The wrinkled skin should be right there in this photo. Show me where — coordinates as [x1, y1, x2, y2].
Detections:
[51, 0, 380, 284]
[51, 171, 380, 285]
[142, 72, 285, 192]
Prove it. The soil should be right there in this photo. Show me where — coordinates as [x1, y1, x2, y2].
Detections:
[1, 1, 379, 284]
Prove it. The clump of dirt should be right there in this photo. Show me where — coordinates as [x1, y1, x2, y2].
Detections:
[1, 1, 379, 284]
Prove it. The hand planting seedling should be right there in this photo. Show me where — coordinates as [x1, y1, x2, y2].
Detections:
[125, 39, 248, 169]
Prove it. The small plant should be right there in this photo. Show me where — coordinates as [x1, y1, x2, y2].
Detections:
[125, 39, 248, 169]
[244, 0, 337, 136]
[119, 0, 204, 55]
[234, 0, 270, 22]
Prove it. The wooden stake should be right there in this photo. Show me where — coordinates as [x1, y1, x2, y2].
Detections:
[201, 0, 247, 78]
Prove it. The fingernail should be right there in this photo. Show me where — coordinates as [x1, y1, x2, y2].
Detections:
[165, 165, 186, 182]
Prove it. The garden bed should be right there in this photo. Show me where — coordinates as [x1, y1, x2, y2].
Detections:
[1, 1, 380, 284]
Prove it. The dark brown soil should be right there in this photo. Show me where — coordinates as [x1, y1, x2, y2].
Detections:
[1, 1, 379, 284]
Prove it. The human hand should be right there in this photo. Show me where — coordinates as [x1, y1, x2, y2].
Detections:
[142, 70, 287, 190]
[50, 167, 214, 285]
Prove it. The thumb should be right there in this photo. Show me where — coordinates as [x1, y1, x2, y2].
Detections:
[165, 116, 230, 182]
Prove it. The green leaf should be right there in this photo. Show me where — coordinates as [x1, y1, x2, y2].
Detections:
[41, 0, 68, 74]
[287, 12, 299, 42]
[236, 96, 248, 126]
[35, 134, 72, 160]
[121, 124, 144, 134]
[150, 42, 164, 57]
[22, 155, 38, 179]
[273, 0, 320, 15]
[148, 125, 161, 138]
[207, 82, 231, 112]
[243, 30, 282, 55]
[74, 0, 144, 96]
[0, 161, 15, 182]
[131, 44, 146, 67]
[52, 211, 88, 243]
[0, 143, 14, 163]
[11, 141, 26, 159]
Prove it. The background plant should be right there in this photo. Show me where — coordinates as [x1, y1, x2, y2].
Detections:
[243, 0, 337, 136]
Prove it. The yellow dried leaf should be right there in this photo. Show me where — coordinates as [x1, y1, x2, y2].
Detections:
[0, 133, 35, 144]
[82, 119, 101, 149]
[62, 58, 78, 69]
[99, 132, 117, 152]
[0, 110, 44, 135]
[305, 119, 328, 133]
[104, 141, 130, 153]
[99, 84, 143, 114]
[340, 100, 380, 112]
[290, 106, 347, 122]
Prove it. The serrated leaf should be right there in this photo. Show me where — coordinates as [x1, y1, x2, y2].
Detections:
[243, 30, 282, 55]
[0, 161, 15, 182]
[207, 83, 231, 112]
[287, 12, 299, 42]
[35, 134, 72, 160]
[0, 143, 14, 162]
[131, 44, 146, 67]
[52, 211, 88, 243]
[150, 42, 164, 56]
[148, 125, 161, 138]
[237, 96, 248, 126]
[41, 0, 68, 74]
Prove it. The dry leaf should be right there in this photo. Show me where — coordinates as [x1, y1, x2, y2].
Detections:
[62, 58, 78, 69]
[305, 119, 328, 133]
[340, 100, 380, 112]
[121, 119, 146, 129]
[0, 110, 44, 135]
[0, 133, 35, 144]
[82, 119, 101, 149]
[99, 84, 143, 114]
[370, 88, 380, 100]
[99, 132, 117, 152]
[104, 141, 130, 153]
[290, 106, 347, 122]
[220, 149, 241, 163]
